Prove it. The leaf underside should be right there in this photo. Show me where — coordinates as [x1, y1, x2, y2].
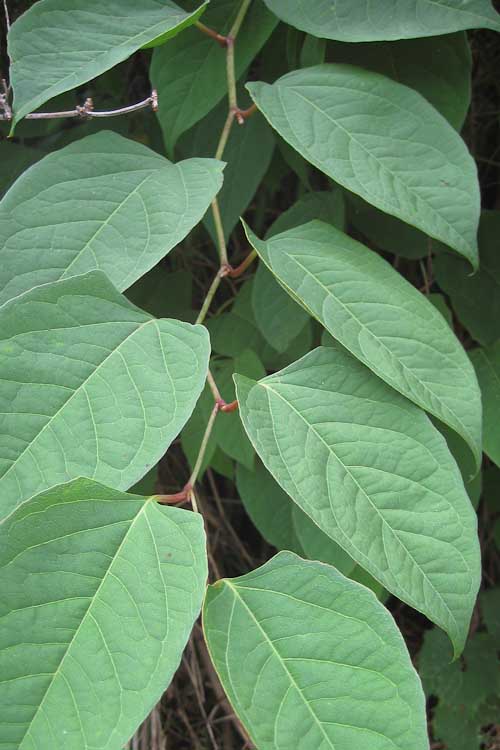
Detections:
[0, 478, 207, 750]
[203, 551, 428, 750]
[247, 64, 480, 266]
[244, 220, 482, 469]
[235, 346, 481, 654]
[0, 131, 224, 307]
[0, 271, 210, 519]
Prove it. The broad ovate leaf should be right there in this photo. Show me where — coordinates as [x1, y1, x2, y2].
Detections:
[235, 346, 481, 654]
[203, 551, 428, 749]
[247, 65, 480, 266]
[0, 131, 223, 307]
[151, 0, 277, 154]
[0, 478, 207, 749]
[0, 271, 210, 519]
[470, 342, 500, 469]
[262, 0, 500, 41]
[245, 220, 482, 470]
[8, 0, 207, 128]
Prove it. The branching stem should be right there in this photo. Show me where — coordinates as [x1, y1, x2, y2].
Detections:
[161, 0, 252, 504]
[0, 91, 158, 121]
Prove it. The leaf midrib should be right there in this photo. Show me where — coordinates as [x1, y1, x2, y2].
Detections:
[226, 581, 406, 749]
[225, 580, 337, 750]
[275, 80, 471, 259]
[17, 499, 150, 749]
[280, 248, 476, 457]
[0, 318, 153, 495]
[260, 381, 459, 635]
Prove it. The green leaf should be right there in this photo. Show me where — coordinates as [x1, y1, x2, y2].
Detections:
[126, 267, 194, 322]
[470, 341, 500, 468]
[347, 193, 445, 260]
[0, 271, 210, 519]
[203, 551, 428, 750]
[300, 34, 326, 68]
[151, 0, 277, 154]
[480, 588, 500, 640]
[235, 346, 481, 654]
[267, 190, 346, 238]
[8, 0, 207, 129]
[236, 459, 304, 554]
[179, 96, 275, 241]
[236, 460, 355, 574]
[252, 190, 344, 352]
[0, 141, 45, 198]
[214, 350, 265, 469]
[0, 478, 207, 749]
[247, 65, 480, 266]
[182, 350, 264, 475]
[261, 0, 500, 41]
[0, 131, 223, 307]
[244, 220, 482, 470]
[252, 263, 311, 353]
[434, 210, 500, 346]
[326, 33, 471, 130]
[418, 624, 500, 750]
[206, 279, 313, 371]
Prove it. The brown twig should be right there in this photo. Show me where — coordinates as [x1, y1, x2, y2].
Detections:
[222, 249, 257, 279]
[233, 102, 257, 124]
[2, 0, 9, 32]
[0, 90, 158, 121]
[195, 20, 228, 47]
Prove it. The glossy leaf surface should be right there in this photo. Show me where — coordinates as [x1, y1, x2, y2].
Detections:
[0, 478, 207, 749]
[247, 65, 480, 265]
[0, 131, 223, 307]
[0, 272, 210, 519]
[203, 551, 428, 749]
[236, 346, 481, 654]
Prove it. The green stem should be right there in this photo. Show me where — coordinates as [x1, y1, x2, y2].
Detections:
[188, 402, 219, 488]
[195, 271, 223, 325]
[215, 110, 235, 161]
[229, 0, 252, 39]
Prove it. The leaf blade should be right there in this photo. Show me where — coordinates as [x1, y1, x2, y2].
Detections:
[203, 551, 428, 750]
[0, 271, 210, 519]
[244, 220, 482, 469]
[470, 342, 500, 468]
[0, 478, 207, 750]
[262, 0, 500, 41]
[0, 131, 223, 307]
[247, 64, 480, 266]
[151, 0, 277, 154]
[235, 346, 481, 654]
[8, 0, 207, 128]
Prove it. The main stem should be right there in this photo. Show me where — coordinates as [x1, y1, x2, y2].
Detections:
[163, 0, 252, 505]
